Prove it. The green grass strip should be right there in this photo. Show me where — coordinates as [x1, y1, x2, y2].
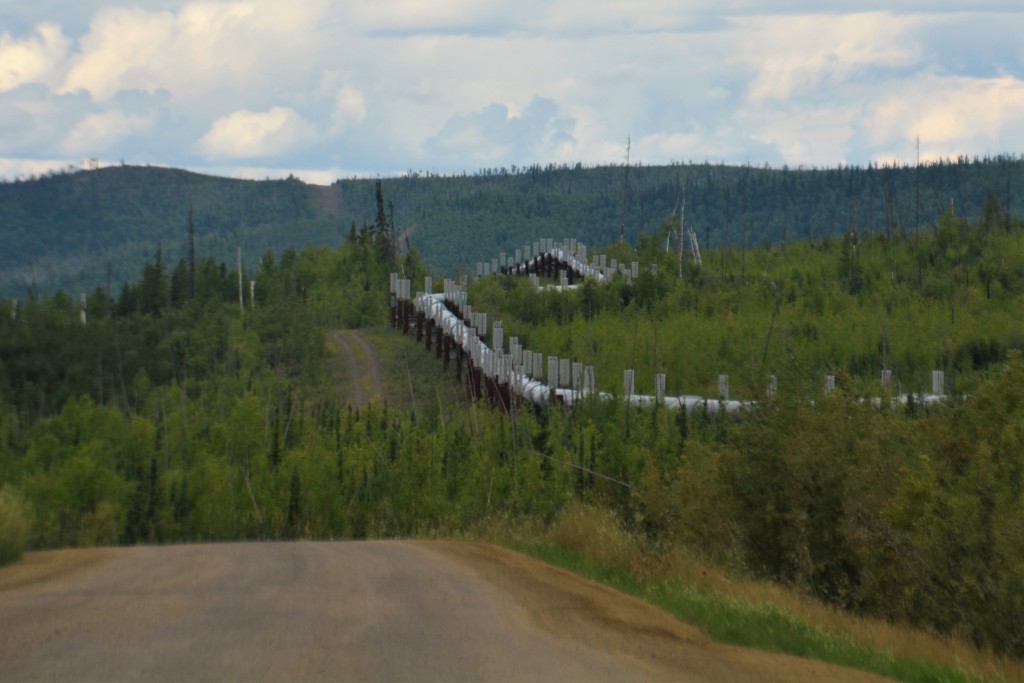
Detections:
[512, 541, 990, 683]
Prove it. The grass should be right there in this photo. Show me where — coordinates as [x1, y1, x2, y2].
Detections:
[0, 487, 31, 566]
[362, 325, 470, 413]
[472, 503, 1020, 683]
[522, 543, 993, 683]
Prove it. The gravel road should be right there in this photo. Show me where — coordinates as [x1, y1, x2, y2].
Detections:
[0, 541, 892, 682]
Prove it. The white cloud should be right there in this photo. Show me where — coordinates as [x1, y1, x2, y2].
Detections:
[0, 23, 70, 92]
[742, 105, 858, 166]
[62, 109, 154, 155]
[740, 12, 924, 104]
[3, 2, 1024, 179]
[60, 1, 328, 102]
[346, 1, 516, 34]
[859, 75, 1024, 159]
[0, 156, 85, 181]
[423, 97, 576, 167]
[200, 164, 349, 185]
[330, 86, 366, 134]
[198, 106, 316, 159]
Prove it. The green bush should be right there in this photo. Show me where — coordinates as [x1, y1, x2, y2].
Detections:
[0, 486, 31, 565]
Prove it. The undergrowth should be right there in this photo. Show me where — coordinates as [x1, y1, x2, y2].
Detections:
[471, 502, 1020, 683]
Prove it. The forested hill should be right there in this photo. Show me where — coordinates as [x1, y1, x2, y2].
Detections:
[2, 156, 1023, 297]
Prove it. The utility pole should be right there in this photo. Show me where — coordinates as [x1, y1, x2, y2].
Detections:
[915, 135, 921, 241]
[187, 206, 196, 300]
[619, 136, 631, 244]
[677, 187, 685, 277]
[237, 248, 243, 312]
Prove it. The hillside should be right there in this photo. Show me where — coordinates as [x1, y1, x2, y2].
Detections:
[0, 166, 338, 298]
[2, 156, 1023, 297]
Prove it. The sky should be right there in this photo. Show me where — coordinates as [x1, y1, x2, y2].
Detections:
[2, 1, 1024, 185]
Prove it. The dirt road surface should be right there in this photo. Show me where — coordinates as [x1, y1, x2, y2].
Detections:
[326, 330, 384, 408]
[0, 541, 892, 682]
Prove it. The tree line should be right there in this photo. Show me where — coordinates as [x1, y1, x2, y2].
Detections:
[4, 155, 1024, 298]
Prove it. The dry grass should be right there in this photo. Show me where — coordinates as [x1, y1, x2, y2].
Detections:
[545, 501, 642, 572]
[660, 548, 1023, 683]
[0, 487, 31, 566]
[472, 502, 1023, 683]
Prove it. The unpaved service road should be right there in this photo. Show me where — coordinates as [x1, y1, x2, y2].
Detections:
[0, 541, 892, 682]
[326, 330, 384, 409]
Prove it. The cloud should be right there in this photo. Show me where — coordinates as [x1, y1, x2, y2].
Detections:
[346, 1, 520, 36]
[423, 97, 576, 166]
[0, 156, 90, 180]
[60, 1, 329, 102]
[0, 23, 70, 92]
[199, 163, 347, 185]
[740, 12, 924, 104]
[330, 86, 367, 134]
[4, 1, 1024, 181]
[855, 74, 1024, 161]
[198, 106, 316, 159]
[62, 108, 155, 155]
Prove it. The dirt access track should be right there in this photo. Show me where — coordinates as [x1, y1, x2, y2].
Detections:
[0, 541, 892, 682]
[326, 330, 384, 409]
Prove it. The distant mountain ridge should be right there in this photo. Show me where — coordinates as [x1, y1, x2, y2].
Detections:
[1, 157, 1022, 297]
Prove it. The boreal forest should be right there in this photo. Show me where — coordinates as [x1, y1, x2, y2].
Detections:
[1, 155, 1022, 296]
[2, 160, 1024, 682]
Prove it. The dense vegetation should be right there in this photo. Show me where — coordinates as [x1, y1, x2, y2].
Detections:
[0, 228, 398, 550]
[472, 197, 1024, 399]
[2, 185, 1024, 671]
[3, 155, 1024, 297]
[0, 166, 338, 298]
[459, 203, 1024, 660]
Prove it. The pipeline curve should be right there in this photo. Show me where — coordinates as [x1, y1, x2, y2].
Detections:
[391, 239, 949, 413]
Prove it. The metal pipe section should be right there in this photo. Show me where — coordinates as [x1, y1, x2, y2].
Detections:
[397, 247, 954, 413]
[489, 239, 610, 286]
[405, 286, 757, 414]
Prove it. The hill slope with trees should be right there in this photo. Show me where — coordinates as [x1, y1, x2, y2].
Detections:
[2, 155, 1023, 297]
